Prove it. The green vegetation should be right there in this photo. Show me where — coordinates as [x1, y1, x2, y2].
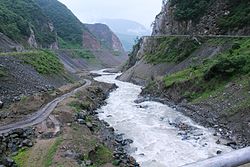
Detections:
[43, 137, 63, 167]
[169, 0, 211, 21]
[0, 68, 6, 77]
[12, 148, 29, 167]
[164, 38, 250, 101]
[169, 0, 250, 30]
[36, 0, 84, 48]
[69, 100, 91, 112]
[88, 145, 113, 166]
[164, 68, 203, 88]
[0, 50, 64, 75]
[113, 50, 122, 57]
[218, 0, 250, 30]
[145, 37, 199, 64]
[64, 49, 95, 59]
[0, 0, 56, 47]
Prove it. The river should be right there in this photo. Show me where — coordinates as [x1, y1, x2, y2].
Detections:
[93, 70, 232, 167]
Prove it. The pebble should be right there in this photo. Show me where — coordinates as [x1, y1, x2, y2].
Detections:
[216, 150, 222, 154]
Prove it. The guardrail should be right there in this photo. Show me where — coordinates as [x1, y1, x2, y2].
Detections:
[181, 147, 250, 167]
[142, 35, 250, 38]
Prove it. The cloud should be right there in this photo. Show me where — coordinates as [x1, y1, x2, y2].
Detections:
[58, 0, 162, 29]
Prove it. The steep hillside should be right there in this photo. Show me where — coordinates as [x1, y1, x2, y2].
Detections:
[36, 0, 83, 48]
[36, 0, 127, 69]
[121, 1, 250, 146]
[85, 23, 125, 53]
[0, 0, 127, 74]
[0, 0, 57, 48]
[0, 50, 75, 105]
[152, 0, 250, 35]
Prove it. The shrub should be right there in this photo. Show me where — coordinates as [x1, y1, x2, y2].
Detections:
[169, 0, 211, 21]
[145, 37, 199, 64]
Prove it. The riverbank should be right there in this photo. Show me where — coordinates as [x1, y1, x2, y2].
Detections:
[94, 71, 236, 167]
[0, 75, 139, 167]
[140, 78, 250, 148]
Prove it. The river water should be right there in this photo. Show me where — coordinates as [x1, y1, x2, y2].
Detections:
[93, 70, 232, 167]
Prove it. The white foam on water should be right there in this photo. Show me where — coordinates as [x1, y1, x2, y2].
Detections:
[92, 70, 232, 167]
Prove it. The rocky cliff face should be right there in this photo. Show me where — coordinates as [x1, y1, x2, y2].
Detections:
[84, 24, 125, 53]
[152, 0, 250, 36]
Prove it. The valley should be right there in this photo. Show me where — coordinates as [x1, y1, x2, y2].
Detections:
[1, 0, 250, 167]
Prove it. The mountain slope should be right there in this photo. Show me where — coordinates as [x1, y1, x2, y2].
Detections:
[0, 0, 56, 48]
[121, 1, 250, 146]
[99, 19, 151, 51]
[85, 23, 124, 53]
[36, 0, 84, 48]
[152, 0, 250, 35]
[36, 0, 127, 69]
[36, 0, 125, 53]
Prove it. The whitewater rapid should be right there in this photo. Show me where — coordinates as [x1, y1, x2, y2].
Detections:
[93, 70, 232, 167]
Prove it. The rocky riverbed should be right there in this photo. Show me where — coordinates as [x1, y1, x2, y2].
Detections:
[93, 70, 233, 167]
[0, 77, 138, 167]
[141, 80, 250, 148]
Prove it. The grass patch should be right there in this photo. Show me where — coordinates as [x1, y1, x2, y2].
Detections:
[0, 50, 64, 75]
[164, 68, 203, 88]
[43, 137, 63, 167]
[64, 49, 95, 59]
[12, 148, 29, 167]
[68, 100, 91, 112]
[145, 37, 199, 64]
[163, 38, 250, 102]
[88, 145, 113, 166]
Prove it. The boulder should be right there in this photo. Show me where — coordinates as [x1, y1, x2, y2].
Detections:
[86, 122, 93, 130]
[63, 150, 80, 159]
[2, 157, 14, 167]
[22, 139, 33, 147]
[77, 119, 85, 125]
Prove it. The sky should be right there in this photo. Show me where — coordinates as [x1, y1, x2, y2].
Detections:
[58, 0, 163, 29]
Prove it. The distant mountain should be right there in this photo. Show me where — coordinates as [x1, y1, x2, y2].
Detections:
[84, 24, 124, 52]
[99, 19, 151, 51]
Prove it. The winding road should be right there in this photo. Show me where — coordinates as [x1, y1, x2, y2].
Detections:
[0, 79, 91, 134]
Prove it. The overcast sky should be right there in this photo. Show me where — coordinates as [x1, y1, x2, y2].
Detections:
[58, 0, 163, 29]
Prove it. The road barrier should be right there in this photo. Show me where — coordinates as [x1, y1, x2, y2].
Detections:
[181, 147, 250, 167]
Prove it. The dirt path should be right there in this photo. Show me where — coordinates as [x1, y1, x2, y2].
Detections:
[0, 79, 91, 134]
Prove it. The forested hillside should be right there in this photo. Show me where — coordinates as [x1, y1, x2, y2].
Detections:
[36, 0, 84, 48]
[153, 0, 250, 35]
[0, 0, 56, 47]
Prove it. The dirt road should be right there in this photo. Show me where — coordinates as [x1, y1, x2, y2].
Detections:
[0, 79, 91, 134]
